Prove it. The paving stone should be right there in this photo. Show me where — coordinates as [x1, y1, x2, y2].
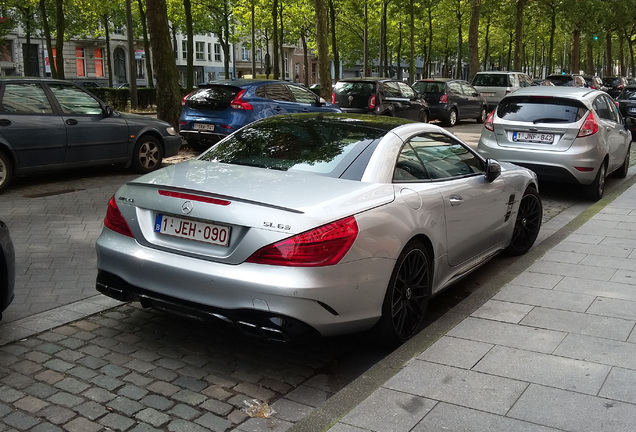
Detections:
[82, 388, 117, 404]
[135, 408, 171, 427]
[3, 411, 41, 430]
[554, 333, 636, 369]
[284, 385, 327, 408]
[37, 405, 76, 425]
[418, 336, 493, 369]
[54, 377, 91, 394]
[508, 384, 636, 432]
[167, 403, 201, 420]
[139, 394, 175, 411]
[99, 412, 136, 431]
[167, 419, 209, 432]
[200, 399, 233, 416]
[195, 412, 232, 432]
[106, 396, 144, 416]
[147, 381, 180, 397]
[493, 285, 594, 313]
[13, 396, 49, 413]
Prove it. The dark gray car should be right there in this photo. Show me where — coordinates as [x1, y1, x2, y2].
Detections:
[0, 78, 182, 192]
[0, 219, 14, 321]
[412, 78, 487, 127]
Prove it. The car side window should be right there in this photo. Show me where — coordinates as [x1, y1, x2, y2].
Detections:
[447, 82, 462, 95]
[48, 84, 103, 115]
[461, 83, 479, 96]
[393, 132, 484, 182]
[604, 95, 620, 122]
[397, 82, 416, 99]
[287, 85, 318, 104]
[593, 96, 615, 122]
[262, 84, 293, 102]
[1, 83, 54, 114]
[382, 82, 402, 97]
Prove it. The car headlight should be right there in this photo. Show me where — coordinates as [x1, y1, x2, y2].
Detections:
[166, 126, 178, 136]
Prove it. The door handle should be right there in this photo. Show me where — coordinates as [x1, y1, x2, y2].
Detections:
[449, 195, 463, 206]
[0, 119, 10, 126]
[65, 119, 78, 126]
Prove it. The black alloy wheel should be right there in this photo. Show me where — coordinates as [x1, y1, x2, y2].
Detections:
[376, 240, 432, 347]
[504, 187, 542, 256]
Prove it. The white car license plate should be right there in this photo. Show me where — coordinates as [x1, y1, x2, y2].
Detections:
[513, 131, 554, 144]
[481, 92, 495, 97]
[194, 123, 215, 131]
[630, 107, 636, 113]
[154, 214, 230, 246]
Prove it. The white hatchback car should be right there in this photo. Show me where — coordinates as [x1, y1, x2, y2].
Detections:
[478, 87, 632, 200]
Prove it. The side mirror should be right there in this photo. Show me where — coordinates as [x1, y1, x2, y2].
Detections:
[485, 158, 501, 182]
[103, 105, 114, 117]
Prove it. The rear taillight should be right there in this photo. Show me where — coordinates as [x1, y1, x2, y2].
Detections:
[484, 110, 495, 131]
[246, 216, 359, 267]
[230, 89, 253, 110]
[181, 92, 192, 107]
[578, 111, 599, 137]
[439, 94, 449, 104]
[104, 196, 134, 238]
[331, 92, 335, 104]
[368, 94, 376, 110]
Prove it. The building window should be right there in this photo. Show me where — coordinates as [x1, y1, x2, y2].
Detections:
[241, 46, 250, 61]
[195, 41, 205, 61]
[207, 43, 212, 61]
[284, 52, 289, 79]
[214, 44, 221, 62]
[113, 27, 124, 35]
[181, 40, 187, 60]
[94, 48, 104, 77]
[75, 47, 85, 77]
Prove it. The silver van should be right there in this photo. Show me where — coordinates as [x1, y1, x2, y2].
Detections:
[471, 71, 533, 109]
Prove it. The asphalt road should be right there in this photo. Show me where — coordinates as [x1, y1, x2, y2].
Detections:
[0, 119, 631, 431]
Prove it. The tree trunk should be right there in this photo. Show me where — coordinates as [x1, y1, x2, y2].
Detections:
[468, 0, 480, 80]
[409, 0, 415, 81]
[548, 5, 555, 74]
[279, 2, 284, 79]
[184, 0, 194, 90]
[39, 0, 56, 78]
[272, 0, 279, 79]
[146, 0, 181, 128]
[482, 17, 490, 70]
[605, 32, 612, 76]
[426, 7, 433, 78]
[301, 30, 309, 85]
[55, 0, 65, 80]
[586, 37, 594, 75]
[314, 0, 331, 100]
[329, 0, 339, 82]
[105, 17, 113, 87]
[137, 0, 154, 87]
[513, 0, 527, 71]
[571, 29, 580, 74]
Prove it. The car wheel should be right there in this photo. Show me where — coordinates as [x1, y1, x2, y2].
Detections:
[476, 106, 487, 124]
[375, 240, 432, 347]
[0, 151, 12, 193]
[504, 187, 542, 256]
[444, 109, 458, 127]
[420, 110, 429, 123]
[584, 161, 607, 201]
[613, 144, 630, 179]
[132, 136, 163, 174]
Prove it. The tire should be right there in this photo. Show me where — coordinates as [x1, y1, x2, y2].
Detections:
[374, 240, 432, 348]
[132, 136, 163, 174]
[584, 162, 607, 201]
[613, 144, 630, 179]
[0, 151, 12, 193]
[504, 187, 542, 256]
[444, 109, 458, 127]
[476, 106, 487, 124]
[420, 110, 429, 124]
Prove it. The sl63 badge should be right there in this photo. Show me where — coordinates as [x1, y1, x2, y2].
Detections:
[263, 222, 291, 230]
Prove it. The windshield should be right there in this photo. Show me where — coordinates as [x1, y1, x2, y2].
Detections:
[497, 96, 587, 123]
[198, 115, 395, 179]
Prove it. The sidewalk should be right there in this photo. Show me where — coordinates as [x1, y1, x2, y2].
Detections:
[290, 172, 636, 432]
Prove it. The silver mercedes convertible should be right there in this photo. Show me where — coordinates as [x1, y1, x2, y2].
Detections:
[96, 113, 542, 346]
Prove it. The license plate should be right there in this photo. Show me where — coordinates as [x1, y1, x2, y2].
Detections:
[481, 92, 495, 97]
[512, 131, 554, 144]
[154, 214, 230, 246]
[194, 123, 215, 131]
[630, 108, 636, 113]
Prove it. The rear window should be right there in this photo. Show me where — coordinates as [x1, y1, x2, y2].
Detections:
[186, 85, 240, 109]
[471, 74, 510, 87]
[602, 78, 621, 87]
[412, 81, 445, 93]
[199, 116, 388, 179]
[619, 88, 636, 100]
[334, 81, 376, 97]
[497, 96, 587, 123]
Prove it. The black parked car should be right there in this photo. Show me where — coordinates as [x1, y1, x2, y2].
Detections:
[545, 74, 588, 87]
[0, 78, 182, 192]
[332, 78, 429, 122]
[412, 78, 488, 127]
[616, 85, 636, 140]
[602, 76, 629, 99]
[0, 219, 14, 321]
[583, 75, 607, 91]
